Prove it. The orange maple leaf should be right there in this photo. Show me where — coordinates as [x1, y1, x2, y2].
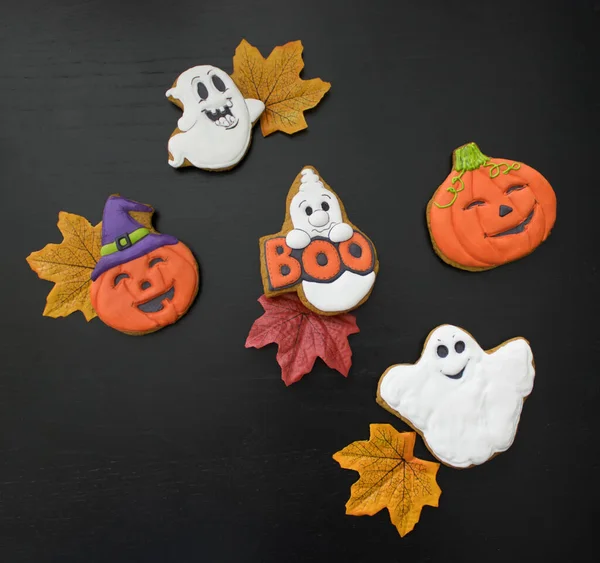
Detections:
[231, 39, 331, 137]
[333, 424, 441, 537]
[26, 212, 102, 321]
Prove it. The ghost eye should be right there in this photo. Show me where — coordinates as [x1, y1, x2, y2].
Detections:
[197, 82, 209, 101]
[212, 75, 227, 92]
[506, 185, 525, 194]
[465, 200, 486, 210]
[454, 341, 465, 353]
[321, 201, 330, 211]
[305, 206, 313, 216]
[149, 257, 164, 267]
[437, 345, 449, 358]
[113, 273, 130, 286]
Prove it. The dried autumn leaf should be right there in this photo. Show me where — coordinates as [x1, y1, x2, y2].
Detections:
[333, 424, 441, 537]
[231, 39, 331, 137]
[26, 212, 102, 321]
[245, 293, 359, 386]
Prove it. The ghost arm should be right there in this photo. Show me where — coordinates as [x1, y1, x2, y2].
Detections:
[176, 112, 197, 133]
[165, 89, 197, 132]
[286, 229, 311, 249]
[379, 363, 431, 429]
[245, 98, 265, 123]
[486, 339, 535, 397]
[329, 222, 354, 243]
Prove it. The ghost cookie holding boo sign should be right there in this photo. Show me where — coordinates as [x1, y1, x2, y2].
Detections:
[260, 167, 378, 315]
[246, 167, 378, 386]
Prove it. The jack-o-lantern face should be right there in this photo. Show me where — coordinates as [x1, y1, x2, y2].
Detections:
[90, 242, 199, 334]
[428, 143, 556, 270]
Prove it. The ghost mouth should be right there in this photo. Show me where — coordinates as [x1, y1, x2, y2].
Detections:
[311, 222, 336, 234]
[137, 287, 175, 313]
[442, 365, 467, 380]
[488, 208, 535, 238]
[203, 101, 238, 129]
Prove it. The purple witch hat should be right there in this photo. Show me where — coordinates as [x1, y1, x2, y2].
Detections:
[91, 196, 178, 281]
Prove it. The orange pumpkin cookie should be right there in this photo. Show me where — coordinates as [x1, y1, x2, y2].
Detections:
[28, 196, 199, 336]
[427, 142, 556, 271]
[90, 196, 199, 335]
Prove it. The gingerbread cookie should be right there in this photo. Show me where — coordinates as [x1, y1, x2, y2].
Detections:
[427, 142, 556, 270]
[259, 167, 378, 315]
[377, 325, 535, 468]
[166, 65, 265, 171]
[27, 196, 199, 335]
[90, 196, 199, 334]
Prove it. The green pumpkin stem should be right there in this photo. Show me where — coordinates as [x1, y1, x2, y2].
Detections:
[452, 142, 490, 172]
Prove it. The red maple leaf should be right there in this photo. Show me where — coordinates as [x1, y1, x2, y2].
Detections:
[245, 294, 360, 386]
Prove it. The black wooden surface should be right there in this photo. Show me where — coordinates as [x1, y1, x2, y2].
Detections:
[1, 0, 599, 561]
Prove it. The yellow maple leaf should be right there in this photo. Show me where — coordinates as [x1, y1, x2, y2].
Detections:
[26, 212, 102, 321]
[231, 39, 331, 137]
[333, 424, 441, 537]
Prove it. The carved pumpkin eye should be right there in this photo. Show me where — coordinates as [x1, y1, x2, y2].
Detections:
[149, 257, 164, 267]
[437, 345, 449, 358]
[506, 185, 525, 194]
[305, 206, 313, 216]
[114, 273, 130, 286]
[465, 200, 486, 210]
[211, 75, 226, 92]
[321, 201, 330, 211]
[197, 82, 209, 101]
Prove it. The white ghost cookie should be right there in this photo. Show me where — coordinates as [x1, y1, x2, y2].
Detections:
[166, 65, 264, 171]
[260, 167, 378, 315]
[377, 325, 535, 468]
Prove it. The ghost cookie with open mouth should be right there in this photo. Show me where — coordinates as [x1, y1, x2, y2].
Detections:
[377, 325, 535, 468]
[166, 65, 265, 171]
[260, 167, 378, 315]
[427, 142, 556, 270]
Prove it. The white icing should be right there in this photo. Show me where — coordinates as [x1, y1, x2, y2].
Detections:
[286, 229, 311, 250]
[289, 168, 348, 241]
[302, 271, 376, 313]
[166, 65, 265, 170]
[290, 168, 376, 313]
[329, 222, 353, 243]
[379, 325, 535, 468]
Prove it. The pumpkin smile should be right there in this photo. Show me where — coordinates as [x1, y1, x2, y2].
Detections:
[488, 208, 535, 238]
[137, 286, 175, 313]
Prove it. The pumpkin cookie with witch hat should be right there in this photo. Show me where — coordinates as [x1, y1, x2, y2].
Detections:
[427, 142, 556, 271]
[27, 195, 199, 335]
[91, 197, 199, 334]
[260, 167, 378, 315]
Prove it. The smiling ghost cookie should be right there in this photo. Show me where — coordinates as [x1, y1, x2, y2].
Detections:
[166, 65, 265, 171]
[427, 142, 556, 271]
[377, 325, 535, 468]
[259, 167, 378, 315]
[90, 196, 199, 335]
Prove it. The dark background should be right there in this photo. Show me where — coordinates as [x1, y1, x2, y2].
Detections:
[1, 0, 599, 561]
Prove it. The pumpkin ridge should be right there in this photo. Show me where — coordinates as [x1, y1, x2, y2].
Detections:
[448, 170, 493, 268]
[471, 168, 504, 264]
